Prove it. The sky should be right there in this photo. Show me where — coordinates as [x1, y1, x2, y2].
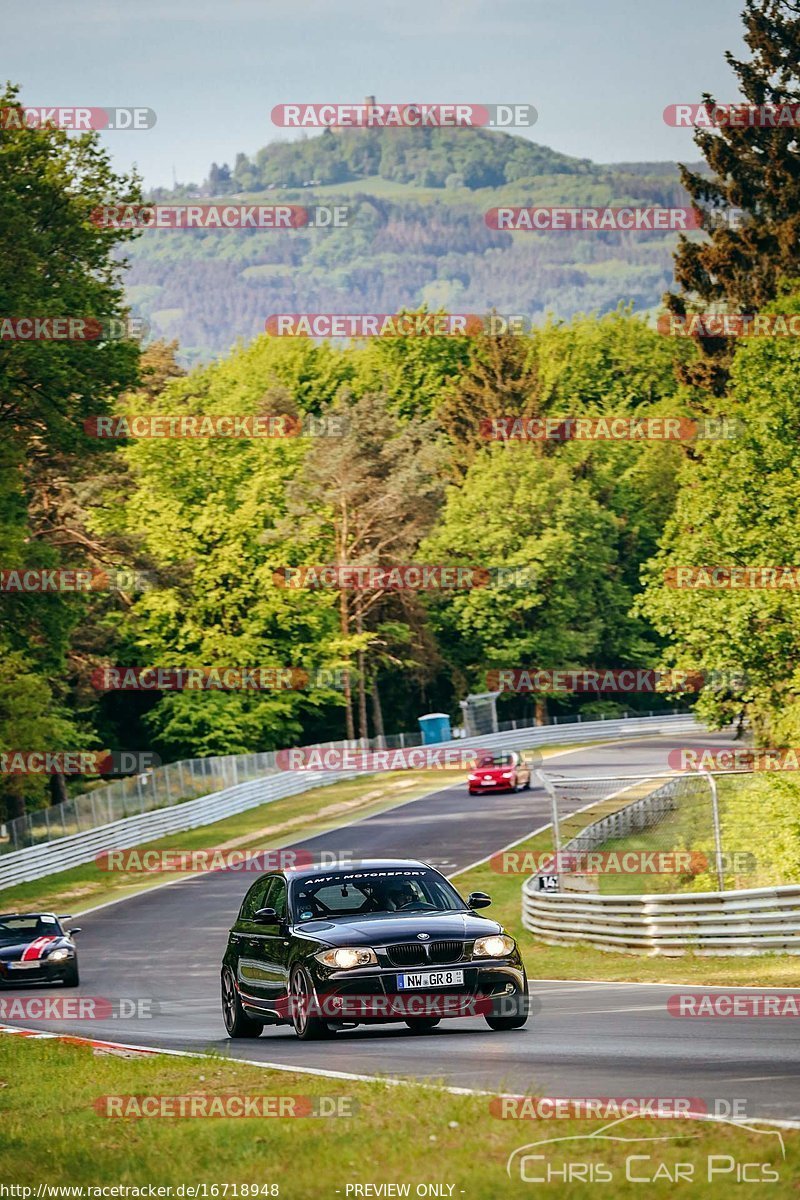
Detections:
[3, 0, 748, 188]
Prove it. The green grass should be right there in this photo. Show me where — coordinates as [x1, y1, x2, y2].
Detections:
[0, 1035, 795, 1196]
[570, 771, 800, 896]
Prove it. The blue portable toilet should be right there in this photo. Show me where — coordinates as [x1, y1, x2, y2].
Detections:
[418, 712, 452, 744]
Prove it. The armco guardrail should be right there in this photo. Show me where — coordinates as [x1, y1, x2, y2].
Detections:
[522, 882, 800, 957]
[0, 713, 701, 891]
[521, 764, 800, 956]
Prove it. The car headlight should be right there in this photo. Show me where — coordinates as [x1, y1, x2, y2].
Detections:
[314, 947, 378, 969]
[46, 948, 71, 962]
[473, 934, 515, 958]
[501, 770, 514, 779]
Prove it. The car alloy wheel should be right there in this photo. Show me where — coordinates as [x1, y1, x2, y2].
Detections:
[290, 966, 330, 1040]
[221, 966, 263, 1038]
[485, 982, 530, 1031]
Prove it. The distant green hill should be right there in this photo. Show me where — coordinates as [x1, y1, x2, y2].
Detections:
[126, 126, 700, 364]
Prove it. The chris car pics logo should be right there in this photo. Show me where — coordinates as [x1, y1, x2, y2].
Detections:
[506, 1113, 785, 1184]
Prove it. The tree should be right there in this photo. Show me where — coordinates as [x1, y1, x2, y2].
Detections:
[0, 82, 142, 818]
[283, 392, 446, 739]
[639, 290, 800, 743]
[421, 447, 637, 722]
[351, 309, 472, 421]
[92, 339, 348, 760]
[435, 331, 542, 472]
[665, 0, 800, 392]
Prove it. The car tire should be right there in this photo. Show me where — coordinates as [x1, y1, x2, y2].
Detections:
[290, 966, 330, 1041]
[485, 985, 530, 1031]
[63, 963, 80, 987]
[221, 966, 263, 1038]
[404, 1017, 440, 1034]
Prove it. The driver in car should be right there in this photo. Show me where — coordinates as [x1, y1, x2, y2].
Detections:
[385, 880, 419, 911]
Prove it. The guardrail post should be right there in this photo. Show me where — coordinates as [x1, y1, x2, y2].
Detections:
[703, 768, 725, 892]
[536, 769, 562, 865]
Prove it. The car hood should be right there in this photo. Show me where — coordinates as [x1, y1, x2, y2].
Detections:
[299, 911, 502, 945]
[0, 936, 66, 962]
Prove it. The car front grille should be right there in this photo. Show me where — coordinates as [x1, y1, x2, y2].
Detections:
[384, 940, 467, 968]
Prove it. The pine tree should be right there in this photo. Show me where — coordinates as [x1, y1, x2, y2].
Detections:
[666, 0, 800, 393]
[435, 332, 542, 472]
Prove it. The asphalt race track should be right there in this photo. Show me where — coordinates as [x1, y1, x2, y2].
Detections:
[3, 731, 800, 1123]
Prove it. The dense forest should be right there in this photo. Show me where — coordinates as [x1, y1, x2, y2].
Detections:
[129, 127, 698, 363]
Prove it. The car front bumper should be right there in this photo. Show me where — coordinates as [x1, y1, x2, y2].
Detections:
[0, 958, 75, 985]
[301, 958, 526, 1023]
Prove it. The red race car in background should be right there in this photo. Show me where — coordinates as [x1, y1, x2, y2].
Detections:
[467, 751, 532, 795]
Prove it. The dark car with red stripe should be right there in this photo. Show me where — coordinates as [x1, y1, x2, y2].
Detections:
[0, 913, 80, 986]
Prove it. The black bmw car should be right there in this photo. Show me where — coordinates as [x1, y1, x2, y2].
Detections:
[0, 912, 81, 986]
[221, 858, 528, 1040]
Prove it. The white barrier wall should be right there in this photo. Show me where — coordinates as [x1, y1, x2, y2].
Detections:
[522, 882, 800, 957]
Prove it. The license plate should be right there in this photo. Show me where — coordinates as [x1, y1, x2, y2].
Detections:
[397, 970, 464, 989]
[8, 961, 40, 969]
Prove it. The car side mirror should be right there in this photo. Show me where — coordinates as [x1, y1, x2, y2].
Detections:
[67, 927, 82, 935]
[467, 891, 492, 910]
[253, 907, 281, 924]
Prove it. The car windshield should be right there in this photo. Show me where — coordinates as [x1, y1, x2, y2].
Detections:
[290, 869, 467, 920]
[0, 914, 61, 944]
[476, 754, 514, 767]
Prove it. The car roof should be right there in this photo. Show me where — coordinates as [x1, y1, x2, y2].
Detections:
[0, 912, 57, 920]
[282, 858, 431, 881]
